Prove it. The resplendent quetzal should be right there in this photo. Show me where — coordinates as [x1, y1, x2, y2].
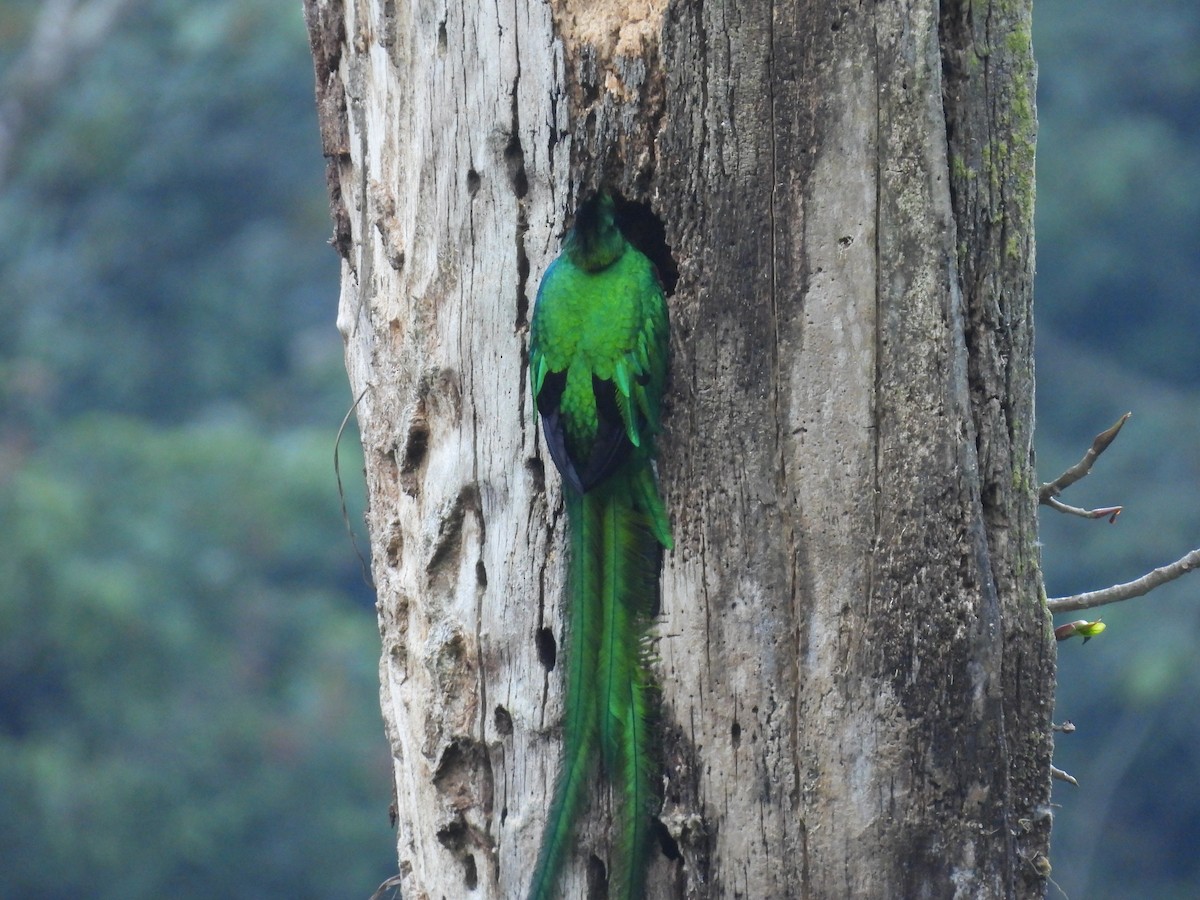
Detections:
[527, 192, 673, 900]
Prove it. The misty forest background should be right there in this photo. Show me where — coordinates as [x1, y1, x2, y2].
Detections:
[0, 0, 1196, 897]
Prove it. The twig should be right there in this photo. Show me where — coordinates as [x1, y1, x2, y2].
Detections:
[335, 388, 373, 586]
[1048, 548, 1200, 614]
[1051, 765, 1078, 786]
[369, 874, 404, 900]
[1042, 497, 1122, 523]
[1038, 412, 1130, 511]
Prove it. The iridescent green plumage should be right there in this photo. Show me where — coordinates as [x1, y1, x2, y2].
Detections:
[527, 193, 671, 900]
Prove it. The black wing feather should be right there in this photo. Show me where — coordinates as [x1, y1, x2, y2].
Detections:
[578, 376, 633, 489]
[535, 369, 635, 494]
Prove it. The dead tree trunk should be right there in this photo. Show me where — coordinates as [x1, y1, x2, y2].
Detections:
[306, 0, 1055, 896]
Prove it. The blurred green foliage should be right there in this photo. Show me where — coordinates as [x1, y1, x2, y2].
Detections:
[0, 0, 392, 896]
[0, 0, 345, 427]
[1036, 0, 1200, 896]
[1036, 0, 1200, 386]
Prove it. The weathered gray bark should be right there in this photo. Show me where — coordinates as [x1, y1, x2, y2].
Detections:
[306, 0, 1055, 896]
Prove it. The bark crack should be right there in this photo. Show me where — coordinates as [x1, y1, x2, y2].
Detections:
[867, 3, 883, 624]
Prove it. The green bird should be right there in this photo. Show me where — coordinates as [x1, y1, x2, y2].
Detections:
[527, 192, 673, 900]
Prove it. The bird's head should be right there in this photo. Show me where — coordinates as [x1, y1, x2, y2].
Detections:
[565, 191, 625, 271]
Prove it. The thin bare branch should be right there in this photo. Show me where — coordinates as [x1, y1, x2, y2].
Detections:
[369, 874, 404, 900]
[1038, 412, 1131, 510]
[1048, 548, 1200, 614]
[334, 388, 372, 586]
[1042, 496, 1122, 523]
[1051, 766, 1078, 786]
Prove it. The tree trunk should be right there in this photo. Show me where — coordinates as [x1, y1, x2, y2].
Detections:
[305, 0, 1055, 896]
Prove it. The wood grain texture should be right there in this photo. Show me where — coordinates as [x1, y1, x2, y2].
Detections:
[305, 0, 1054, 895]
[306, 0, 571, 895]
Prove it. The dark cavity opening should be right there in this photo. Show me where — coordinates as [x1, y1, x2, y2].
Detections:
[612, 194, 679, 297]
[535, 626, 557, 671]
